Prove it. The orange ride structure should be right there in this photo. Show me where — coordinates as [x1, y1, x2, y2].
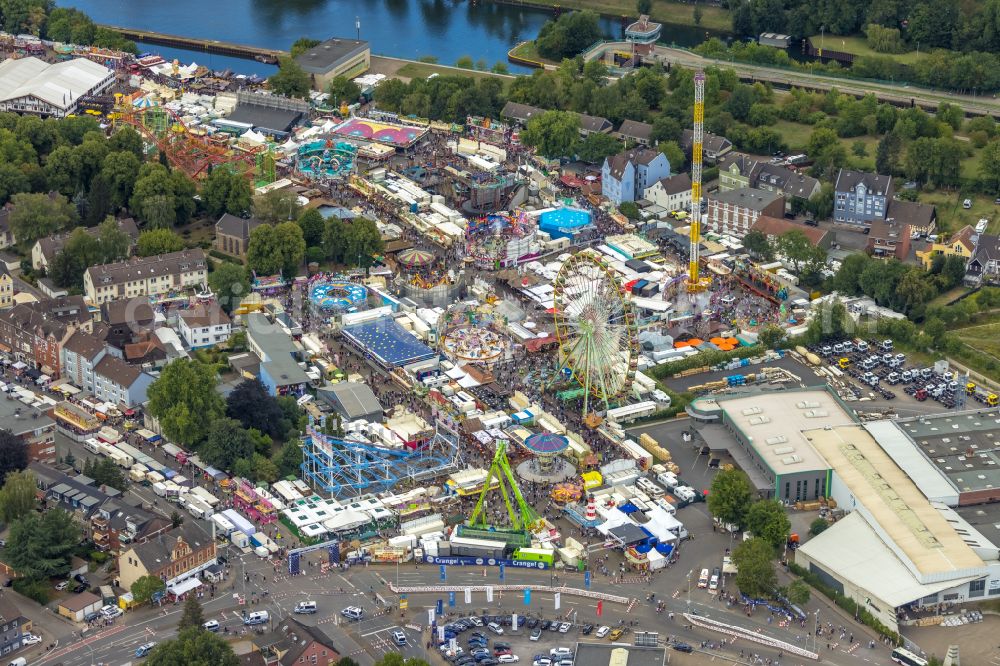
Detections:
[113, 98, 275, 185]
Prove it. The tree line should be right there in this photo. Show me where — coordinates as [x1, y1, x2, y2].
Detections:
[0, 1, 135, 52]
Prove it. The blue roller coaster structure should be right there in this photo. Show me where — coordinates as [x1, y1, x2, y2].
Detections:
[301, 421, 460, 498]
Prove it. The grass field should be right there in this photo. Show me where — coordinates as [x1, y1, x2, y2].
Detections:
[954, 321, 1000, 360]
[509, 40, 557, 67]
[395, 62, 510, 81]
[771, 120, 877, 169]
[529, 0, 732, 32]
[809, 34, 929, 65]
[916, 191, 1000, 235]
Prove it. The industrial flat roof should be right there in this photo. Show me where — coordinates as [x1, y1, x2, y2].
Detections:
[575, 642, 665, 666]
[719, 388, 854, 475]
[895, 410, 1000, 495]
[806, 425, 985, 579]
[797, 512, 980, 608]
[863, 420, 959, 505]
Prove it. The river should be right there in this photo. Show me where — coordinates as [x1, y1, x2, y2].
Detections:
[59, 0, 730, 76]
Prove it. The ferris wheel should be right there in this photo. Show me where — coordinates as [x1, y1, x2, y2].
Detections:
[552, 253, 639, 416]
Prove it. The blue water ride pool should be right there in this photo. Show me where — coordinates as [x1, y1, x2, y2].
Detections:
[310, 280, 368, 312]
[538, 207, 592, 239]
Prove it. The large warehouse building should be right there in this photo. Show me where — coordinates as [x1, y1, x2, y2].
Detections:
[687, 386, 1000, 632]
[0, 57, 114, 118]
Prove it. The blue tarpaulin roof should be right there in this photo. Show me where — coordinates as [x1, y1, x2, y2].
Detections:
[619, 502, 639, 514]
[655, 543, 674, 555]
[342, 317, 438, 368]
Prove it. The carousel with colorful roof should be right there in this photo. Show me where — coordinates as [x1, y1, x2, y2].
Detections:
[393, 247, 465, 307]
[436, 301, 511, 367]
[514, 431, 575, 483]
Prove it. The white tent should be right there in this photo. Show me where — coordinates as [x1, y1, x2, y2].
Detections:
[322, 509, 370, 534]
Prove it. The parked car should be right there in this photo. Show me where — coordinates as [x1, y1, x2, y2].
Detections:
[498, 656, 519, 664]
[558, 622, 571, 633]
[487, 622, 504, 635]
[672, 643, 694, 653]
[54, 581, 69, 591]
[20, 634, 40, 646]
[595, 626, 610, 638]
[101, 605, 123, 619]
[202, 620, 220, 632]
[530, 629, 542, 641]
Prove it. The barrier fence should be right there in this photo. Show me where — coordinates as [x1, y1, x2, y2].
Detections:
[387, 583, 630, 605]
[683, 613, 820, 660]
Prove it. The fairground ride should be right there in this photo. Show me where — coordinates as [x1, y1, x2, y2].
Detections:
[302, 422, 459, 499]
[551, 253, 639, 416]
[467, 439, 542, 535]
[686, 69, 711, 293]
[113, 100, 275, 185]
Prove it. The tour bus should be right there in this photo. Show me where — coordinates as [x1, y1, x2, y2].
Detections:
[513, 547, 555, 567]
[890, 648, 928, 666]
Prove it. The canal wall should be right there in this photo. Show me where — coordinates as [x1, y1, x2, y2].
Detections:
[99, 25, 284, 63]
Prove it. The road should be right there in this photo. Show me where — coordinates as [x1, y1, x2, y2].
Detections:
[583, 41, 1000, 117]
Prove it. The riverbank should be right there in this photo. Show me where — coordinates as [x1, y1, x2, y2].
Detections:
[369, 56, 514, 84]
[489, 0, 732, 33]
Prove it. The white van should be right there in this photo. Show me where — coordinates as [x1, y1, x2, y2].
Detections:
[340, 606, 364, 621]
[8, 658, 27, 666]
[294, 601, 317, 614]
[244, 610, 269, 625]
[202, 620, 220, 632]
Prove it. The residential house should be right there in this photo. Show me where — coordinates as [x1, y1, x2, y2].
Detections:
[0, 393, 55, 463]
[93, 354, 154, 407]
[215, 214, 264, 259]
[91, 498, 169, 556]
[680, 129, 732, 164]
[750, 216, 832, 251]
[31, 218, 139, 271]
[259, 618, 340, 666]
[499, 101, 543, 125]
[123, 333, 169, 369]
[966, 233, 1000, 286]
[717, 152, 761, 192]
[177, 303, 232, 349]
[117, 522, 216, 592]
[578, 114, 613, 137]
[57, 591, 101, 622]
[0, 266, 12, 310]
[0, 592, 30, 658]
[83, 249, 208, 305]
[705, 188, 785, 237]
[100, 297, 157, 352]
[750, 163, 821, 212]
[615, 119, 654, 146]
[601, 148, 671, 205]
[643, 173, 692, 212]
[866, 218, 912, 261]
[61, 330, 154, 406]
[0, 208, 14, 249]
[917, 225, 977, 270]
[885, 199, 936, 236]
[0, 296, 91, 375]
[246, 313, 309, 397]
[833, 169, 893, 225]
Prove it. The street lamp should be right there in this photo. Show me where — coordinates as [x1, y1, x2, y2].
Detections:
[686, 568, 694, 607]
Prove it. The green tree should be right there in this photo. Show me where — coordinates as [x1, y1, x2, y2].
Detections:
[208, 263, 250, 314]
[742, 230, 773, 260]
[179, 595, 205, 631]
[535, 11, 602, 61]
[875, 131, 903, 175]
[650, 115, 682, 144]
[757, 324, 785, 349]
[745, 499, 791, 550]
[0, 469, 36, 523]
[146, 627, 239, 666]
[732, 537, 777, 598]
[100, 150, 142, 209]
[171, 510, 183, 528]
[618, 201, 641, 220]
[84, 456, 128, 492]
[253, 188, 301, 222]
[96, 215, 130, 262]
[131, 575, 166, 604]
[130, 164, 186, 228]
[272, 441, 303, 478]
[200, 419, 256, 471]
[807, 183, 835, 220]
[491, 62, 509, 75]
[8, 191, 77, 247]
[521, 110, 580, 159]
[980, 139, 1000, 193]
[226, 379, 288, 439]
[455, 55, 474, 69]
[296, 209, 325, 247]
[777, 229, 826, 274]
[808, 518, 829, 536]
[289, 37, 320, 58]
[247, 221, 306, 277]
[707, 468, 754, 528]
[327, 76, 361, 107]
[268, 57, 311, 98]
[137, 228, 185, 257]
[50, 227, 99, 288]
[201, 169, 252, 218]
[0, 429, 27, 481]
[693, 3, 703, 26]
[575, 133, 622, 164]
[42, 145, 81, 196]
[936, 102, 963, 131]
[786, 579, 810, 605]
[0, 162, 30, 206]
[5, 509, 80, 581]
[343, 217, 384, 268]
[147, 359, 225, 447]
[659, 140, 685, 171]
